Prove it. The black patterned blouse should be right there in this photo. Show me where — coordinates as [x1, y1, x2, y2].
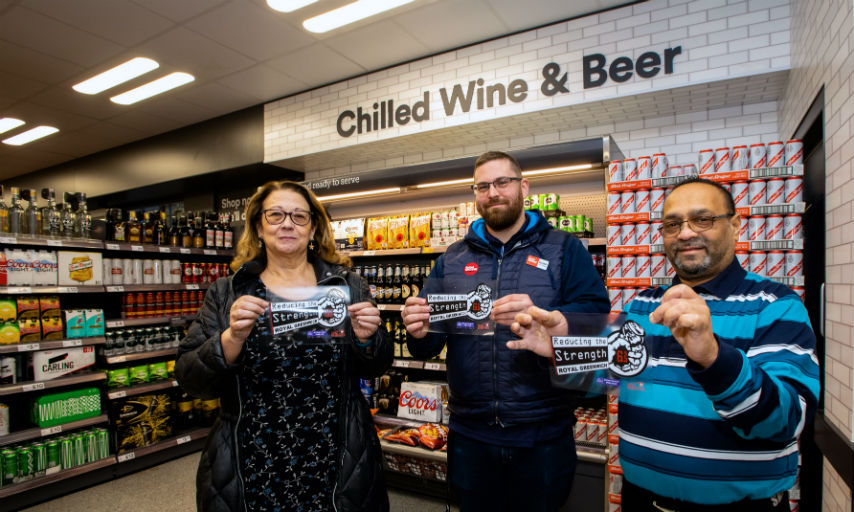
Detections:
[238, 281, 344, 511]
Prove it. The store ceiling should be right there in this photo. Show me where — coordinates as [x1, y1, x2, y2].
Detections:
[0, 0, 633, 181]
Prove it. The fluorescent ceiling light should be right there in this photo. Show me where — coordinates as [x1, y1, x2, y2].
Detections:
[522, 164, 594, 177]
[303, 0, 415, 33]
[72, 57, 159, 95]
[317, 187, 400, 202]
[3, 126, 59, 146]
[415, 178, 473, 189]
[110, 72, 195, 105]
[267, 0, 318, 13]
[0, 118, 25, 134]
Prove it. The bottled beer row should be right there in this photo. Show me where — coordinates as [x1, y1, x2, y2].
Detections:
[105, 209, 233, 250]
[354, 261, 434, 304]
[0, 186, 92, 238]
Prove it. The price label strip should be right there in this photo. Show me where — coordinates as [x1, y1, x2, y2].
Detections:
[267, 286, 351, 345]
[427, 281, 495, 335]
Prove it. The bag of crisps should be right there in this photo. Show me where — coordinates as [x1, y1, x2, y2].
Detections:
[388, 215, 409, 249]
[366, 217, 388, 250]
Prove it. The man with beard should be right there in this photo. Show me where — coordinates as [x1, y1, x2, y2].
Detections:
[401, 151, 609, 511]
[506, 178, 819, 511]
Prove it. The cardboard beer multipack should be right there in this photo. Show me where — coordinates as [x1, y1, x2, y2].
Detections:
[333, 218, 365, 251]
[0, 297, 19, 344]
[17, 296, 41, 342]
[27, 346, 96, 381]
[57, 251, 103, 286]
[396, 380, 448, 423]
[63, 310, 86, 338]
[39, 296, 63, 340]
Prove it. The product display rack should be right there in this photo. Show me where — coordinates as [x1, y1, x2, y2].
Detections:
[0, 414, 109, 447]
[0, 336, 105, 354]
[0, 456, 117, 500]
[116, 427, 211, 464]
[106, 379, 179, 400]
[102, 348, 177, 365]
[0, 372, 107, 396]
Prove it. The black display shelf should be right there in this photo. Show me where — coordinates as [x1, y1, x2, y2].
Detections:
[0, 456, 116, 500]
[0, 235, 104, 250]
[0, 414, 109, 447]
[105, 315, 196, 329]
[0, 372, 107, 396]
[103, 348, 177, 365]
[103, 242, 232, 256]
[106, 379, 179, 400]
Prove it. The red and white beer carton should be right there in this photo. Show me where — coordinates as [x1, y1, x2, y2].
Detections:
[785, 139, 804, 166]
[767, 141, 785, 167]
[609, 288, 623, 311]
[766, 214, 784, 240]
[623, 158, 638, 181]
[785, 251, 804, 278]
[621, 224, 636, 246]
[731, 145, 748, 171]
[714, 147, 731, 173]
[749, 251, 767, 276]
[637, 156, 651, 180]
[635, 222, 651, 246]
[748, 180, 767, 206]
[668, 165, 682, 177]
[607, 256, 622, 279]
[652, 153, 667, 178]
[736, 251, 749, 270]
[620, 191, 636, 214]
[621, 255, 636, 278]
[665, 258, 675, 278]
[738, 216, 749, 242]
[635, 189, 651, 213]
[608, 191, 622, 216]
[748, 215, 766, 242]
[785, 177, 804, 203]
[650, 221, 663, 246]
[635, 254, 651, 278]
[607, 224, 622, 246]
[698, 149, 715, 175]
[749, 143, 767, 169]
[766, 178, 785, 205]
[609, 161, 624, 182]
[683, 163, 697, 176]
[650, 188, 665, 213]
[783, 214, 803, 240]
[731, 181, 749, 208]
[574, 418, 587, 442]
[650, 253, 666, 278]
[766, 250, 785, 278]
[621, 287, 637, 306]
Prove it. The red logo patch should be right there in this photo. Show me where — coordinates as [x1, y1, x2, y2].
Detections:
[464, 263, 479, 275]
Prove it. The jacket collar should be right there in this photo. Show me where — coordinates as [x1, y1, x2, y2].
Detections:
[466, 210, 550, 252]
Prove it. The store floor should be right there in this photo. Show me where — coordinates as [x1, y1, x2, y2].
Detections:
[20, 452, 456, 512]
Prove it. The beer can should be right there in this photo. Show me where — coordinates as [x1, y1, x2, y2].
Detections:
[683, 163, 697, 176]
[85, 431, 98, 463]
[597, 419, 608, 445]
[635, 222, 651, 246]
[668, 165, 682, 177]
[785, 251, 804, 278]
[607, 225, 622, 246]
[620, 191, 636, 214]
[749, 251, 767, 276]
[766, 178, 785, 205]
[731, 145, 748, 171]
[2, 448, 16, 486]
[785, 139, 804, 166]
[607, 256, 622, 279]
[652, 153, 667, 178]
[61, 438, 74, 469]
[171, 259, 183, 284]
[748, 179, 766, 206]
[574, 418, 587, 442]
[623, 158, 638, 181]
[96, 428, 109, 459]
[650, 188, 665, 213]
[650, 221, 663, 246]
[621, 255, 636, 278]
[784, 214, 804, 240]
[131, 259, 143, 285]
[32, 442, 47, 475]
[0, 403, 8, 437]
[665, 258, 675, 278]
[766, 250, 785, 278]
[583, 218, 593, 233]
[738, 216, 749, 242]
[766, 214, 784, 240]
[546, 217, 558, 229]
[621, 224, 636, 246]
[622, 287, 637, 306]
[731, 181, 749, 208]
[142, 258, 155, 284]
[714, 147, 731, 173]
[637, 156, 651, 180]
[650, 253, 666, 278]
[609, 288, 623, 312]
[122, 258, 134, 285]
[181, 262, 191, 284]
[47, 440, 60, 469]
[635, 189, 650, 213]
[72, 433, 85, 466]
[0, 357, 15, 385]
[748, 215, 766, 242]
[109, 258, 123, 285]
[736, 251, 749, 270]
[767, 141, 785, 167]
[608, 161, 623, 182]
[17, 447, 34, 480]
[152, 259, 163, 284]
[607, 192, 622, 216]
[698, 149, 715, 175]
[102, 257, 113, 286]
[721, 182, 731, 193]
[635, 254, 651, 278]
[785, 177, 804, 203]
[749, 143, 767, 169]
[792, 287, 805, 301]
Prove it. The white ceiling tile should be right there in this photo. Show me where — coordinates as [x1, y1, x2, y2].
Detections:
[129, 0, 229, 23]
[0, 40, 84, 84]
[106, 109, 185, 134]
[266, 44, 365, 86]
[0, 72, 50, 102]
[218, 64, 308, 101]
[393, 0, 507, 53]
[172, 81, 260, 114]
[325, 20, 431, 71]
[26, 85, 126, 121]
[131, 96, 217, 125]
[1, 101, 100, 132]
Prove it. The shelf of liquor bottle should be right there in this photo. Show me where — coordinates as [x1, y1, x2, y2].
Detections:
[0, 372, 107, 396]
[0, 336, 105, 354]
[105, 315, 195, 329]
[106, 379, 179, 400]
[0, 235, 105, 250]
[103, 242, 233, 256]
[380, 439, 448, 463]
[0, 414, 110, 448]
[0, 285, 105, 294]
[103, 348, 177, 365]
[378, 304, 404, 312]
[343, 246, 449, 257]
[104, 283, 211, 293]
[0, 455, 117, 499]
[391, 359, 446, 371]
[116, 427, 211, 464]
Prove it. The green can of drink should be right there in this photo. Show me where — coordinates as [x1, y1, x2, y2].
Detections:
[60, 438, 74, 469]
[16, 447, 34, 480]
[96, 428, 110, 459]
[31, 442, 47, 475]
[1, 448, 17, 486]
[558, 216, 572, 232]
[573, 215, 584, 232]
[47, 440, 60, 469]
[85, 432, 98, 463]
[546, 217, 557, 228]
[72, 434, 86, 466]
[583, 217, 593, 234]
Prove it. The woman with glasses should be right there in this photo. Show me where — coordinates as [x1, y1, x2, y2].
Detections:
[176, 180, 392, 512]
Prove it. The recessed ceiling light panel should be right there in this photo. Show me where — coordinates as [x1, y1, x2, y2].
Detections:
[267, 0, 318, 13]
[110, 72, 195, 105]
[303, 0, 416, 33]
[72, 57, 159, 95]
[2, 126, 59, 146]
[0, 117, 25, 134]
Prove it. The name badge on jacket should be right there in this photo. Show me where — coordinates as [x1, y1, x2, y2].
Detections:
[526, 255, 549, 270]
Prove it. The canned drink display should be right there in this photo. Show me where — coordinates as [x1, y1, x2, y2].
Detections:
[170, 259, 182, 284]
[61, 438, 74, 469]
[652, 153, 667, 178]
[47, 440, 60, 469]
[748, 179, 766, 206]
[32, 442, 47, 476]
[736, 251, 749, 270]
[765, 214, 784, 240]
[792, 287, 806, 301]
[607, 225, 621, 246]
[650, 253, 666, 278]
[635, 222, 651, 245]
[86, 431, 98, 463]
[573, 419, 587, 441]
[784, 214, 804, 240]
[131, 259, 143, 285]
[122, 258, 134, 285]
[607, 192, 621, 216]
[2, 448, 16, 486]
[142, 258, 155, 284]
[749, 143, 767, 168]
[635, 254, 651, 278]
[621, 255, 636, 278]
[609, 289, 623, 312]
[731, 145, 748, 170]
[766, 251, 785, 278]
[767, 141, 785, 167]
[731, 181, 749, 208]
[668, 165, 682, 177]
[748, 216, 766, 242]
[683, 163, 697, 176]
[785, 251, 804, 277]
[620, 224, 636, 246]
[583, 218, 593, 233]
[620, 191, 636, 214]
[17, 447, 34, 480]
[96, 428, 110, 459]
[621, 287, 638, 306]
[698, 149, 715, 175]
[635, 189, 650, 213]
[72, 433, 85, 466]
[0, 402, 8, 435]
[714, 147, 731, 173]
[785, 139, 804, 166]
[749, 251, 767, 276]
[607, 256, 622, 279]
[637, 156, 651, 180]
[623, 158, 638, 181]
[152, 259, 163, 284]
[766, 178, 785, 205]
[738, 216, 749, 242]
[785, 177, 804, 203]
[608, 161, 623, 182]
[650, 221, 663, 246]
[102, 257, 113, 286]
[0, 357, 15, 385]
[650, 188, 665, 213]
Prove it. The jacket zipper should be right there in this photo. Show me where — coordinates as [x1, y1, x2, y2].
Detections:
[233, 376, 247, 512]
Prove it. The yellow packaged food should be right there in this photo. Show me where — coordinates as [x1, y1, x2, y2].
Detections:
[388, 215, 409, 249]
[366, 217, 388, 250]
[409, 213, 431, 247]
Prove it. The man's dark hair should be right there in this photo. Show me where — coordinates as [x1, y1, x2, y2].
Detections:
[474, 151, 522, 177]
[669, 177, 736, 214]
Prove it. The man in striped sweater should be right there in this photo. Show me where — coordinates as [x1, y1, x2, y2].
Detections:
[506, 178, 820, 511]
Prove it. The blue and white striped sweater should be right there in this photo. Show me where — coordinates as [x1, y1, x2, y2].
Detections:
[619, 260, 820, 504]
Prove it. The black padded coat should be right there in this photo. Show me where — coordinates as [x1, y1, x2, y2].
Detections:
[175, 257, 392, 512]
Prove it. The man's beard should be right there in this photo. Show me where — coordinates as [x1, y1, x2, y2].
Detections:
[477, 192, 524, 231]
[667, 238, 713, 277]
